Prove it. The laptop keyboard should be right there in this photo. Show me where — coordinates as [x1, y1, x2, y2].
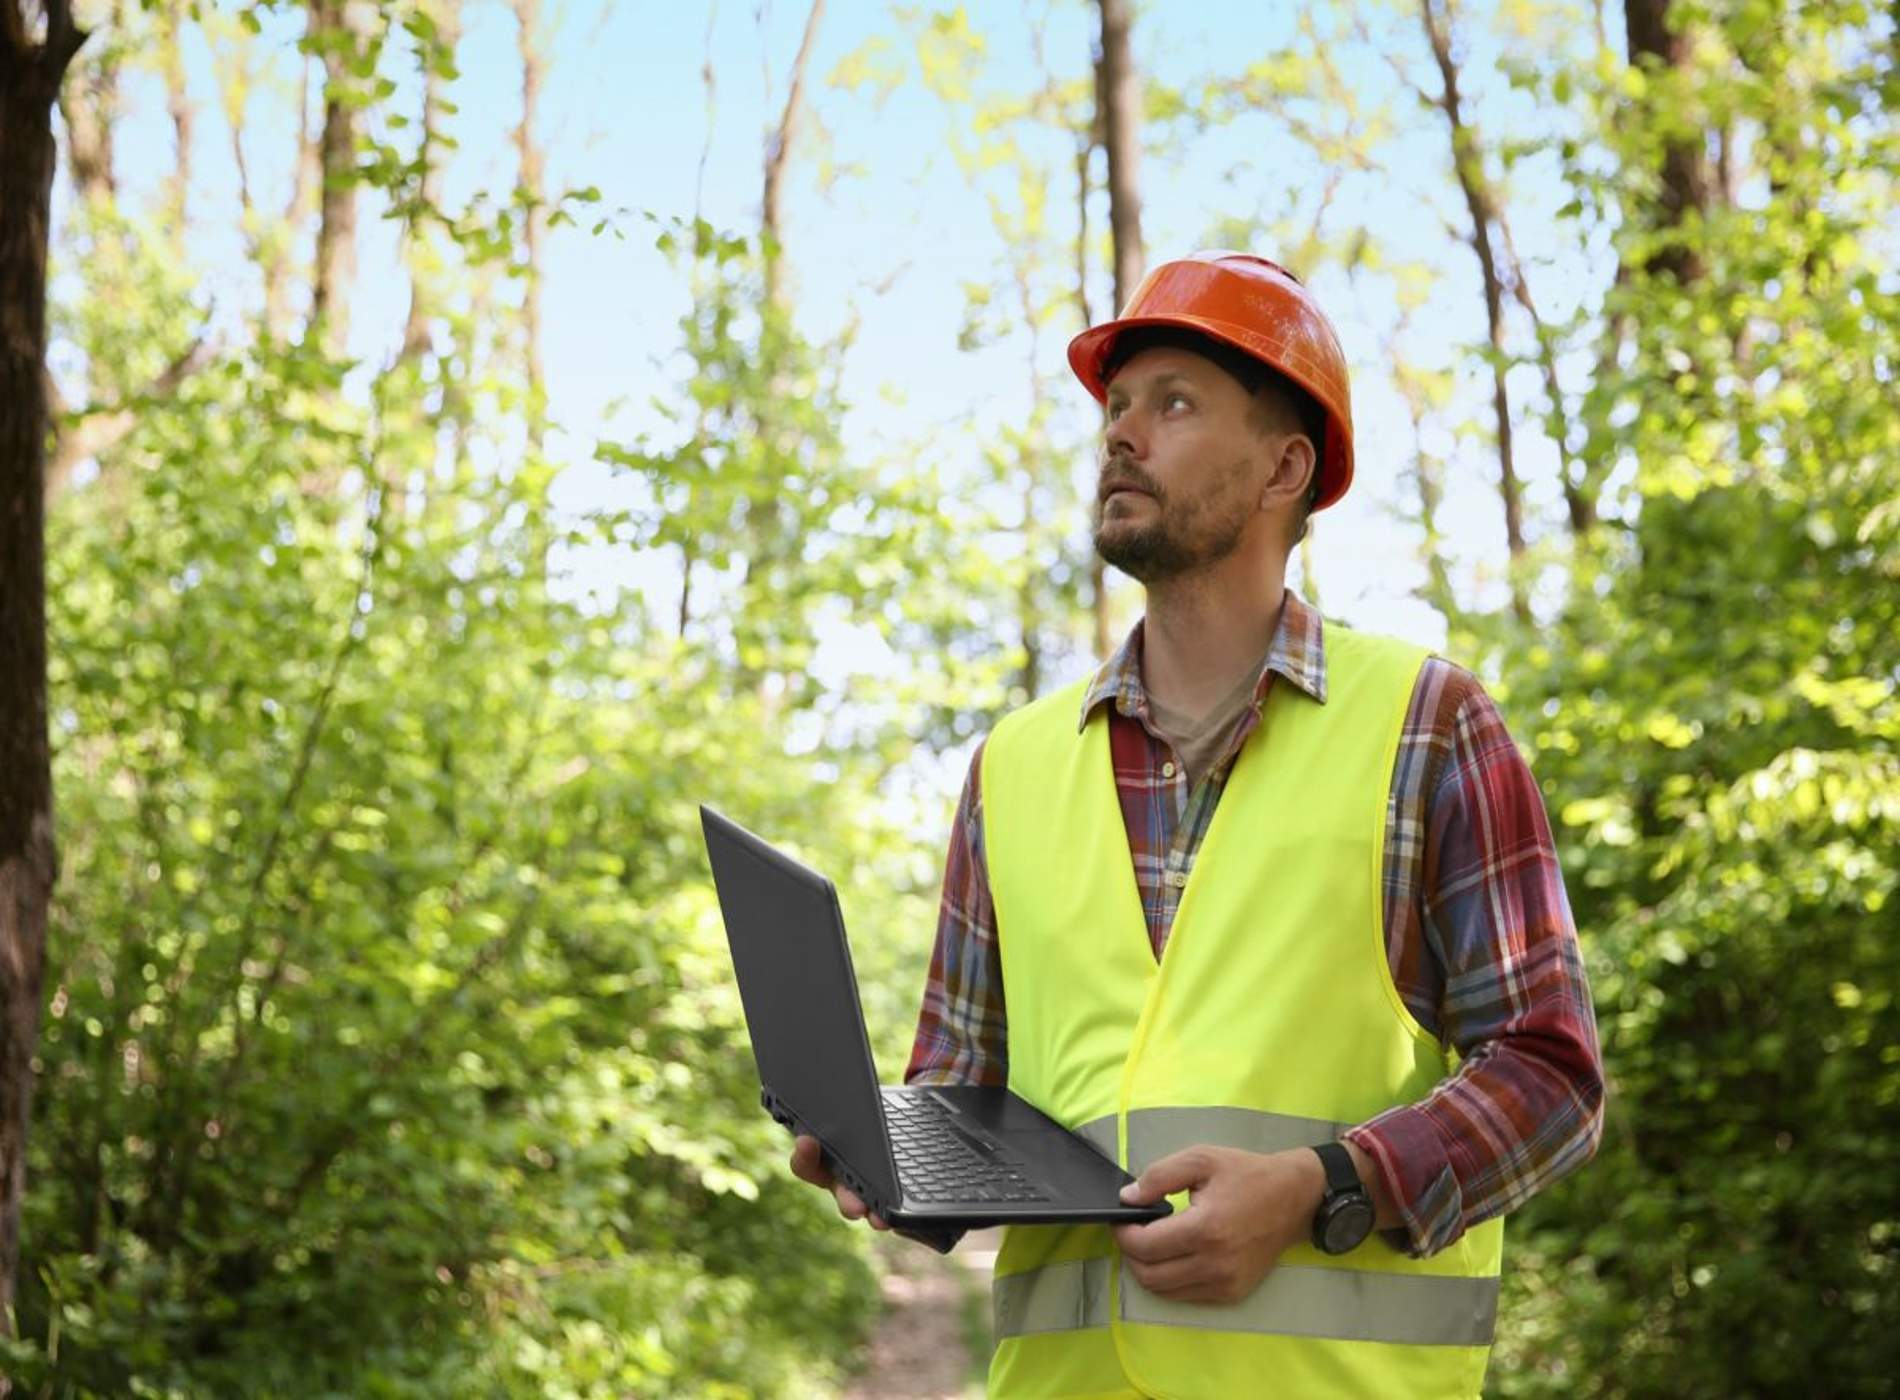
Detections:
[882, 1091, 1051, 1205]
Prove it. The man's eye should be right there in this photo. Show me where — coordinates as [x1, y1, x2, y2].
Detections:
[1166, 394, 1191, 411]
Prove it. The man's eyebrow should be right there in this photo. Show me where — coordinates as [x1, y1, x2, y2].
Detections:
[1106, 370, 1198, 398]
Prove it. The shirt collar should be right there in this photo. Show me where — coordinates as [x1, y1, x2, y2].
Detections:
[1077, 590, 1330, 732]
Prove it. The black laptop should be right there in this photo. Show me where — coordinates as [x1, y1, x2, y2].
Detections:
[700, 805, 1169, 1253]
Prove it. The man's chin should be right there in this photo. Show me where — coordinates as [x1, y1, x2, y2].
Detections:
[1093, 528, 1173, 584]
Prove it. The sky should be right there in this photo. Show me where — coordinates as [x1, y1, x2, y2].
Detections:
[79, 0, 1613, 695]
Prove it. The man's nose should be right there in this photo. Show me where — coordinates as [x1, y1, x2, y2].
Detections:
[1104, 406, 1143, 460]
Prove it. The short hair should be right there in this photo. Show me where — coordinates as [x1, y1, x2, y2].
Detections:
[1103, 325, 1327, 542]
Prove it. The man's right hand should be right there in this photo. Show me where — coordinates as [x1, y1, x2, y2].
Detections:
[790, 1134, 890, 1230]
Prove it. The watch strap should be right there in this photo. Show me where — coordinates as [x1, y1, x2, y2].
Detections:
[1312, 1140, 1362, 1198]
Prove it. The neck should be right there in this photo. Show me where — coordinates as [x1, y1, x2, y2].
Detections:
[1138, 547, 1288, 719]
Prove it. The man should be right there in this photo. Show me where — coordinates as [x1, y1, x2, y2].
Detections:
[793, 251, 1603, 1397]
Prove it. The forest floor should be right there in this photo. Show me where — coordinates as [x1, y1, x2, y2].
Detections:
[841, 1227, 1000, 1399]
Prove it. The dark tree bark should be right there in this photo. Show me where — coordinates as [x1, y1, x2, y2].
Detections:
[0, 0, 87, 1336]
[1096, 0, 1144, 318]
[1624, 0, 1714, 284]
[1092, 0, 1144, 658]
[1418, 0, 1529, 622]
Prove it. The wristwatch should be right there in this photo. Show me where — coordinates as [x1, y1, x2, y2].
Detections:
[1310, 1142, 1375, 1255]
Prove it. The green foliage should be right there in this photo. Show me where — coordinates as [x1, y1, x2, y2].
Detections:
[1482, 6, 1900, 1393]
[22, 2, 1900, 1394]
[17, 195, 899, 1393]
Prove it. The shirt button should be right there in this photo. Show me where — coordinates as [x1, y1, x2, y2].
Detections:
[1162, 761, 1177, 778]
[1166, 870, 1188, 889]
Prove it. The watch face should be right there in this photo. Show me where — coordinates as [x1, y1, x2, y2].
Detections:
[1322, 1198, 1375, 1254]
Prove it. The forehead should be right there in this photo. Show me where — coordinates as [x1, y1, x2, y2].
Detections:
[1104, 345, 1232, 396]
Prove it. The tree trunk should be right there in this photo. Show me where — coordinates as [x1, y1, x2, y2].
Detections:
[0, 0, 86, 1336]
[761, 0, 824, 310]
[1096, 0, 1144, 317]
[1418, 0, 1529, 622]
[680, 0, 719, 640]
[53, 0, 115, 205]
[1074, 115, 1112, 663]
[161, 0, 192, 233]
[1624, 0, 1713, 284]
[401, 0, 460, 364]
[1495, 205, 1594, 535]
[1093, 0, 1143, 658]
[745, 0, 825, 693]
[265, 52, 319, 342]
[310, 0, 370, 357]
[1391, 351, 1459, 621]
[1072, 122, 1095, 333]
[512, 0, 545, 436]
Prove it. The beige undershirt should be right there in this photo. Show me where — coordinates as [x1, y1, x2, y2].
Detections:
[1145, 654, 1270, 790]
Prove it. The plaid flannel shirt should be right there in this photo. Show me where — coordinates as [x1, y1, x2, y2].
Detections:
[904, 592, 1604, 1257]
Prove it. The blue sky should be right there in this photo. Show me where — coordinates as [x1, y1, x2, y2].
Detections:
[80, 0, 1611, 681]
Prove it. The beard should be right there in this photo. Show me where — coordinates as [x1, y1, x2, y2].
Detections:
[1091, 455, 1252, 583]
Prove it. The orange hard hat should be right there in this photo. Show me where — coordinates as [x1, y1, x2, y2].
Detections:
[1068, 251, 1356, 511]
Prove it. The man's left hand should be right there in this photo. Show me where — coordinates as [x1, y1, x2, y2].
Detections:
[1110, 1146, 1327, 1304]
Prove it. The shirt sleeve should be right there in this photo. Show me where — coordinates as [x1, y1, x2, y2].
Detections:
[1343, 674, 1605, 1257]
[903, 739, 1010, 1088]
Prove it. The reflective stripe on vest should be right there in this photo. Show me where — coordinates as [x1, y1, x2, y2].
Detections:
[1000, 1108, 1500, 1349]
[995, 1256, 1114, 1338]
[996, 1257, 1499, 1349]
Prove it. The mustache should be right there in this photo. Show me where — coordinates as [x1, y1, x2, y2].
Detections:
[1097, 456, 1161, 503]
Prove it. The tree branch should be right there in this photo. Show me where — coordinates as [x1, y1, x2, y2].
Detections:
[761, 0, 826, 307]
[45, 329, 215, 499]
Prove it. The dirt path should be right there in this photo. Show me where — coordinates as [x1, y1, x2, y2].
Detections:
[841, 1228, 1000, 1399]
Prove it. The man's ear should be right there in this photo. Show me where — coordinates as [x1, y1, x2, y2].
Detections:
[1258, 433, 1316, 511]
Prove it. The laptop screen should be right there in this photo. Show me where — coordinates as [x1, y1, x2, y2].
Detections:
[700, 806, 898, 1204]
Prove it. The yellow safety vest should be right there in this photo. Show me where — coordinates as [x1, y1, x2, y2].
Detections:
[980, 625, 1503, 1400]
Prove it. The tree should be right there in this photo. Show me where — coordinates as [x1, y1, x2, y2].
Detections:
[401, 0, 460, 364]
[11, 5, 907, 1390]
[510, 0, 545, 428]
[1486, 3, 1900, 1390]
[761, 0, 825, 312]
[1090, 0, 1143, 658]
[0, 0, 86, 1340]
[309, 0, 375, 357]
[1415, 0, 1529, 621]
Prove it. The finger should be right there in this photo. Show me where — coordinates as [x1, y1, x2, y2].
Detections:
[834, 1186, 890, 1231]
[789, 1136, 835, 1187]
[1119, 1147, 1213, 1204]
[1111, 1207, 1203, 1264]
